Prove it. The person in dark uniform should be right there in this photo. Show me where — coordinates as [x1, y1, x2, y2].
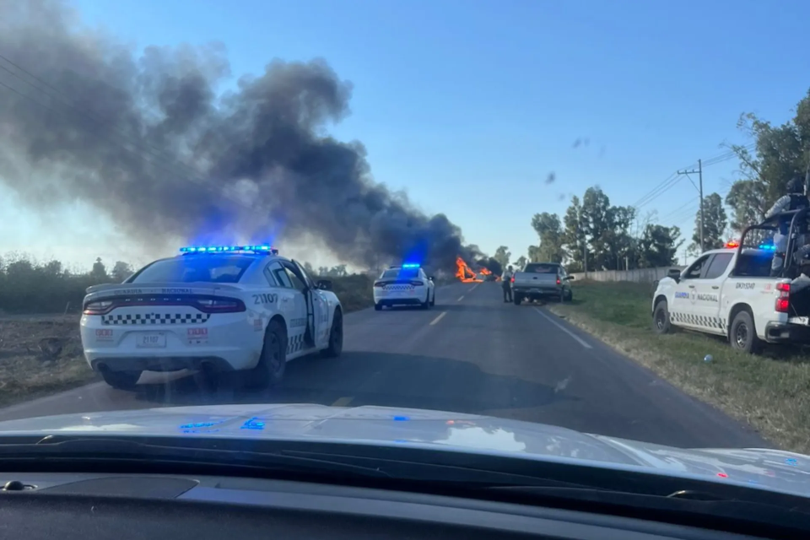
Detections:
[766, 175, 809, 276]
[502, 265, 514, 302]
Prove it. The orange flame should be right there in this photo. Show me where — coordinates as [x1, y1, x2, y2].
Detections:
[456, 257, 481, 283]
[455, 257, 502, 282]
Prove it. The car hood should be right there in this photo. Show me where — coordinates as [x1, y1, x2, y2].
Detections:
[0, 403, 805, 498]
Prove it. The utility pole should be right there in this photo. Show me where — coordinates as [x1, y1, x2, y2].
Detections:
[678, 159, 704, 252]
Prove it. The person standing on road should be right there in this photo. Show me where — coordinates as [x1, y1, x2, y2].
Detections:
[502, 265, 514, 303]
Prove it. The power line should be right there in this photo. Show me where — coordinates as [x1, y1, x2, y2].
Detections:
[659, 198, 697, 221]
[633, 173, 682, 209]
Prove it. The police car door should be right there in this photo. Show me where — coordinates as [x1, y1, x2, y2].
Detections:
[280, 261, 316, 351]
[264, 261, 304, 355]
[291, 260, 329, 348]
[670, 254, 711, 331]
[694, 252, 733, 335]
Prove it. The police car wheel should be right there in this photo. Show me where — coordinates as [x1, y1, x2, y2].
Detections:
[730, 310, 761, 354]
[250, 320, 287, 388]
[652, 301, 671, 334]
[420, 295, 430, 309]
[429, 291, 435, 306]
[374, 303, 382, 311]
[321, 309, 343, 358]
[101, 369, 141, 391]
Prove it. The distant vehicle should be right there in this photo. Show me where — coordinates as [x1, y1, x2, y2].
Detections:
[511, 262, 574, 304]
[80, 245, 343, 390]
[373, 264, 435, 311]
[651, 206, 810, 352]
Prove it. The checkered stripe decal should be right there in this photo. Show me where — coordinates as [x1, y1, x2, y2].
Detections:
[383, 284, 414, 292]
[671, 311, 727, 331]
[102, 313, 211, 325]
[286, 333, 305, 354]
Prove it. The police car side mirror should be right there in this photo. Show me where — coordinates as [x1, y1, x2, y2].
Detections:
[667, 268, 681, 282]
[316, 280, 332, 291]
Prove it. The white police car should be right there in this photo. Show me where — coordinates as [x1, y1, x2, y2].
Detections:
[80, 245, 343, 390]
[373, 263, 435, 311]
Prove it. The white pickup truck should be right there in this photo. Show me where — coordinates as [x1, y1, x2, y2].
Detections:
[651, 240, 810, 353]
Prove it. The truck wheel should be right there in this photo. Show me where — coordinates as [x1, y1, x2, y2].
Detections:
[652, 301, 671, 335]
[565, 289, 573, 302]
[321, 309, 343, 358]
[248, 320, 287, 388]
[513, 294, 522, 305]
[101, 369, 141, 391]
[730, 310, 761, 354]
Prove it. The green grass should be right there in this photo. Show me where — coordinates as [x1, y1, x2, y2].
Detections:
[546, 281, 810, 453]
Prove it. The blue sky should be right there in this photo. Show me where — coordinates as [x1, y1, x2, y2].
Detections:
[2, 0, 808, 270]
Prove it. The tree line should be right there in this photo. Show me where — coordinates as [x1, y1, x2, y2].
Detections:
[498, 89, 810, 272]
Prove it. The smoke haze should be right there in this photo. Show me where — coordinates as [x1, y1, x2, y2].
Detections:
[0, 0, 482, 271]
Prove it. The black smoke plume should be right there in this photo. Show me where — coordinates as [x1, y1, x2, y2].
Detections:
[477, 257, 502, 276]
[0, 0, 480, 271]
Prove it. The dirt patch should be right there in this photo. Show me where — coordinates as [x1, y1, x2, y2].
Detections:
[0, 316, 97, 407]
[547, 281, 810, 453]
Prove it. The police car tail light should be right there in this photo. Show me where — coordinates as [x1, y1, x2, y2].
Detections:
[410, 281, 424, 286]
[83, 300, 114, 315]
[196, 297, 246, 313]
[776, 282, 790, 313]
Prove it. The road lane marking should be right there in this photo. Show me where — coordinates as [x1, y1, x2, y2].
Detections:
[457, 295, 465, 302]
[430, 312, 447, 325]
[469, 283, 481, 293]
[331, 396, 354, 407]
[533, 308, 593, 349]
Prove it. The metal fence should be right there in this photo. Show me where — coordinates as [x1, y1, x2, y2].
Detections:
[570, 266, 685, 284]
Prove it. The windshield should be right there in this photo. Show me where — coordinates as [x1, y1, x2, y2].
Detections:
[2, 0, 810, 507]
[130, 256, 255, 283]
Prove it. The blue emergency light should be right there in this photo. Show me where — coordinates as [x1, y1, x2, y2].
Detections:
[180, 245, 278, 255]
[401, 263, 421, 268]
[758, 244, 777, 251]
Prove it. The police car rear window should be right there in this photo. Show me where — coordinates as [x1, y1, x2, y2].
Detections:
[130, 256, 255, 283]
[382, 268, 419, 279]
[524, 264, 558, 274]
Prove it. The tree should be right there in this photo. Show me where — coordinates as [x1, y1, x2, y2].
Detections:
[111, 261, 134, 282]
[725, 179, 768, 233]
[725, 92, 810, 231]
[90, 257, 108, 282]
[578, 187, 635, 270]
[493, 246, 511, 269]
[691, 193, 727, 253]
[530, 212, 566, 262]
[561, 195, 587, 271]
[638, 224, 683, 267]
[527, 246, 542, 262]
[514, 255, 527, 270]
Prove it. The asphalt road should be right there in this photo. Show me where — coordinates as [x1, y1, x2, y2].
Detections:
[0, 282, 766, 448]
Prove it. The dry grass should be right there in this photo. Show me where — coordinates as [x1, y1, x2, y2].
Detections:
[0, 316, 98, 407]
[546, 281, 810, 453]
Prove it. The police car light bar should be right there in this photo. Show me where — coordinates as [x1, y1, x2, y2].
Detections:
[180, 245, 279, 255]
[401, 263, 421, 268]
[725, 240, 740, 249]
